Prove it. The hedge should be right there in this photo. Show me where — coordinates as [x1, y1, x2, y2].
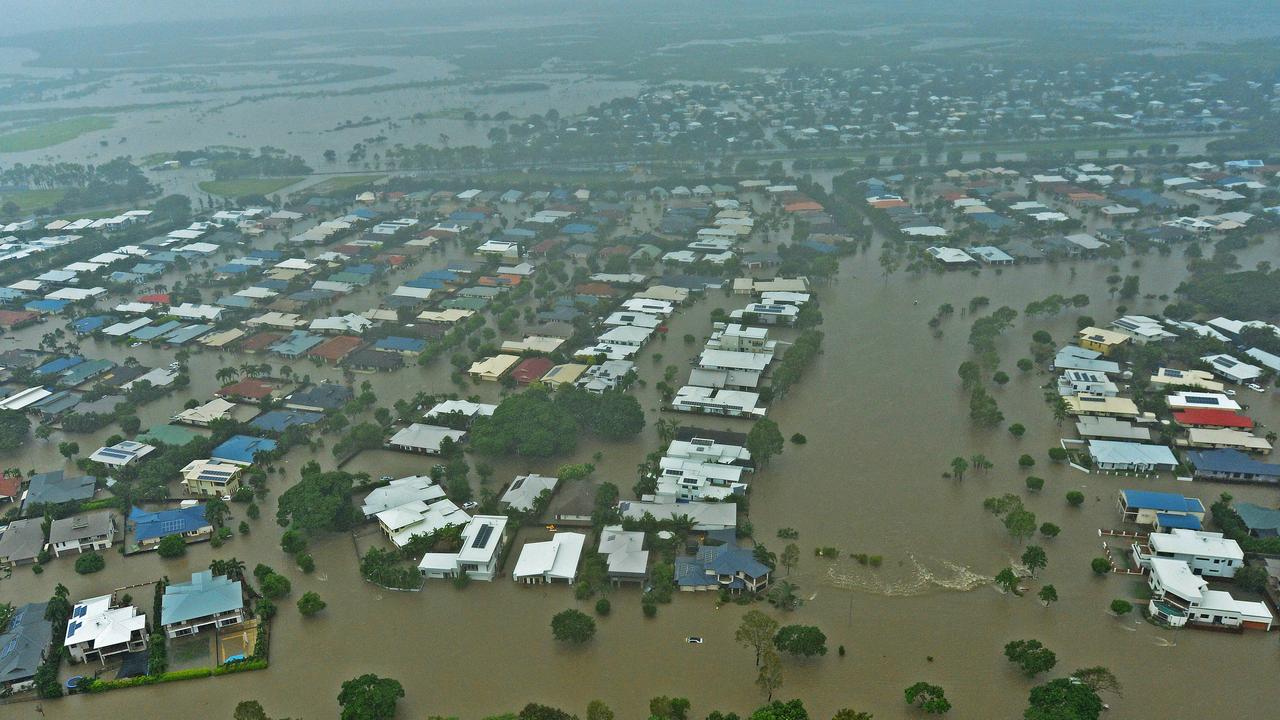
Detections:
[87, 668, 212, 692]
[84, 659, 267, 692]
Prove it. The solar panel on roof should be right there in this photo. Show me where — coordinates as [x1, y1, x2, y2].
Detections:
[161, 519, 183, 533]
[1166, 369, 1183, 377]
[73, 605, 88, 617]
[472, 524, 494, 548]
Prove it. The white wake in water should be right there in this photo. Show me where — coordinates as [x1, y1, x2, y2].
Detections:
[823, 554, 993, 596]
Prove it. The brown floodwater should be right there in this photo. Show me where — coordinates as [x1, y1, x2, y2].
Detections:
[5, 222, 1280, 719]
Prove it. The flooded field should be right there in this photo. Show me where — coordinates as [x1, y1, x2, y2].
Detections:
[4, 222, 1279, 718]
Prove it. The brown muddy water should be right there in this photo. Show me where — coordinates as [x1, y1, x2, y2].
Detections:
[5, 233, 1280, 719]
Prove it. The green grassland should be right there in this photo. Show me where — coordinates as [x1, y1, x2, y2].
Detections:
[0, 116, 115, 153]
[198, 177, 305, 198]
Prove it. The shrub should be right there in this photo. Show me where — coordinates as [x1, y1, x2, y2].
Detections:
[255, 598, 277, 621]
[156, 534, 186, 558]
[790, 433, 808, 445]
[595, 598, 611, 616]
[1039, 522, 1061, 538]
[1048, 447, 1068, 462]
[297, 591, 326, 616]
[75, 551, 106, 574]
[261, 573, 292, 600]
[1018, 454, 1036, 469]
[1091, 557, 1111, 575]
[1110, 599, 1133, 615]
[642, 602, 657, 618]
[1025, 476, 1044, 492]
[296, 553, 315, 573]
[1066, 491, 1085, 507]
[1008, 423, 1026, 438]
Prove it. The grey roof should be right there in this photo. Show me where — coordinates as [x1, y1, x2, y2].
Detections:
[161, 571, 244, 627]
[0, 602, 51, 685]
[0, 518, 46, 564]
[22, 470, 96, 509]
[48, 510, 115, 545]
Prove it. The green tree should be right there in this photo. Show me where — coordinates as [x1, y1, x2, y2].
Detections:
[1090, 557, 1111, 575]
[0, 409, 31, 452]
[751, 699, 808, 720]
[233, 700, 270, 720]
[1021, 545, 1048, 576]
[74, 551, 105, 574]
[1025, 476, 1044, 492]
[1005, 508, 1038, 543]
[831, 711, 874, 720]
[949, 456, 968, 481]
[297, 591, 326, 616]
[747, 418, 785, 466]
[261, 573, 292, 600]
[586, 700, 615, 720]
[1066, 491, 1085, 507]
[736, 609, 779, 667]
[1009, 423, 1026, 438]
[904, 682, 951, 714]
[550, 609, 596, 644]
[338, 674, 405, 720]
[755, 650, 783, 701]
[649, 696, 691, 720]
[1004, 639, 1057, 676]
[773, 625, 828, 657]
[1040, 523, 1060, 538]
[1018, 454, 1036, 469]
[995, 567, 1021, 595]
[1024, 678, 1103, 720]
[1037, 585, 1058, 607]
[780, 543, 800, 576]
[205, 496, 230, 528]
[1109, 599, 1133, 616]
[276, 463, 360, 532]
[1233, 564, 1270, 593]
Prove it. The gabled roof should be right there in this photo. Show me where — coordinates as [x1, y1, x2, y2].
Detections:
[0, 602, 51, 685]
[1121, 489, 1204, 513]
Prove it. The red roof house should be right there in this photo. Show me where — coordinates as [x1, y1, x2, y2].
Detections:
[512, 357, 555, 385]
[1173, 409, 1254, 429]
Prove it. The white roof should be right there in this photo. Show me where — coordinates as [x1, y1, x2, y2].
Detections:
[500, 474, 558, 512]
[1087, 440, 1177, 467]
[0, 386, 53, 410]
[1149, 529, 1243, 562]
[1167, 392, 1241, 411]
[362, 476, 445, 517]
[512, 532, 586, 582]
[64, 596, 146, 649]
[457, 515, 509, 565]
[102, 317, 153, 337]
[88, 440, 157, 467]
[172, 398, 236, 425]
[426, 400, 496, 420]
[618, 500, 737, 530]
[1148, 556, 1206, 602]
[699, 348, 771, 373]
[598, 525, 648, 575]
[388, 424, 466, 453]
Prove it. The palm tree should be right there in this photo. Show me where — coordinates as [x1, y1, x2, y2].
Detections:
[215, 367, 239, 385]
[221, 557, 247, 582]
[656, 418, 682, 447]
[239, 363, 259, 378]
[767, 580, 801, 611]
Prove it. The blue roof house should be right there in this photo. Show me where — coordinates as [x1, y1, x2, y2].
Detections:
[1187, 449, 1280, 484]
[1118, 489, 1205, 528]
[675, 534, 771, 594]
[211, 435, 278, 465]
[130, 505, 213, 548]
[160, 571, 245, 638]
